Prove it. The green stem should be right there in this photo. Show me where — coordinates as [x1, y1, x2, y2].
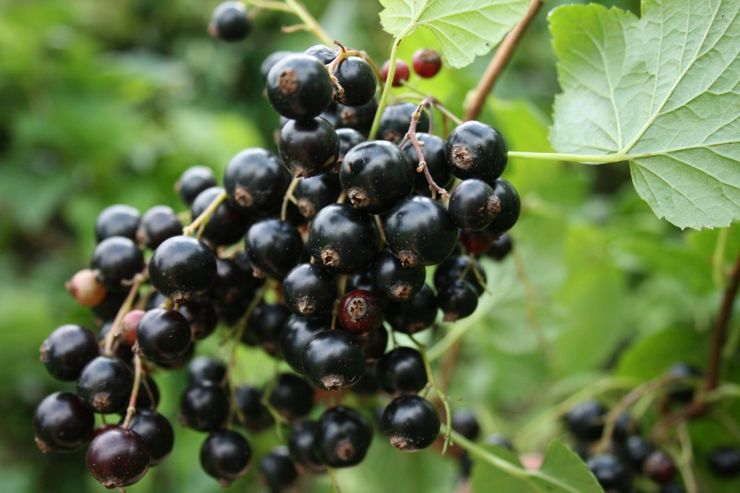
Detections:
[183, 190, 227, 236]
[283, 0, 333, 46]
[246, 0, 293, 13]
[507, 151, 627, 164]
[712, 227, 730, 287]
[411, 335, 452, 453]
[427, 294, 495, 361]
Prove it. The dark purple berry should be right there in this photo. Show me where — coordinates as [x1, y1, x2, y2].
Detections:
[266, 54, 333, 120]
[245, 219, 303, 279]
[377, 103, 429, 144]
[708, 447, 740, 478]
[386, 284, 438, 334]
[288, 420, 324, 471]
[86, 427, 149, 489]
[224, 148, 290, 214]
[316, 406, 373, 468]
[180, 382, 229, 432]
[283, 263, 337, 317]
[564, 400, 606, 442]
[302, 330, 366, 391]
[235, 386, 274, 432]
[434, 255, 487, 295]
[137, 308, 192, 364]
[644, 450, 677, 484]
[587, 454, 630, 492]
[446, 121, 507, 184]
[242, 303, 290, 356]
[382, 395, 440, 451]
[33, 392, 94, 453]
[400, 133, 451, 196]
[200, 429, 252, 486]
[486, 179, 520, 234]
[279, 117, 339, 177]
[374, 249, 425, 302]
[336, 98, 378, 136]
[304, 44, 337, 64]
[338, 289, 383, 333]
[294, 173, 341, 219]
[376, 347, 427, 395]
[39, 324, 98, 381]
[95, 205, 141, 243]
[148, 235, 217, 303]
[448, 179, 498, 231]
[308, 203, 380, 273]
[191, 187, 251, 245]
[91, 236, 144, 290]
[209, 1, 251, 42]
[127, 409, 174, 466]
[333, 56, 376, 106]
[280, 315, 331, 373]
[268, 373, 314, 421]
[259, 447, 298, 492]
[452, 409, 481, 441]
[77, 356, 133, 414]
[437, 280, 478, 322]
[177, 166, 217, 206]
[137, 205, 182, 249]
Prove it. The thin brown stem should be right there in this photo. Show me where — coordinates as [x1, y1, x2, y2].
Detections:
[463, 0, 543, 121]
[705, 253, 740, 392]
[404, 97, 450, 199]
[103, 273, 147, 355]
[122, 353, 144, 428]
[281, 176, 301, 221]
[183, 190, 227, 236]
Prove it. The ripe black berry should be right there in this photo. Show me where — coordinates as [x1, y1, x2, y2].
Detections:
[644, 450, 676, 484]
[191, 187, 251, 245]
[177, 166, 217, 206]
[95, 204, 141, 243]
[294, 173, 341, 219]
[612, 412, 639, 442]
[235, 385, 274, 432]
[434, 255, 487, 295]
[259, 447, 298, 492]
[127, 409, 174, 466]
[564, 400, 606, 442]
[242, 303, 290, 355]
[179, 300, 219, 340]
[446, 121, 507, 184]
[451, 409, 481, 441]
[354, 325, 389, 361]
[486, 179, 521, 234]
[316, 406, 373, 468]
[279, 117, 339, 177]
[308, 203, 380, 273]
[86, 427, 150, 489]
[268, 373, 314, 421]
[386, 284, 438, 334]
[382, 395, 440, 451]
[91, 236, 144, 290]
[625, 435, 654, 468]
[338, 289, 383, 333]
[180, 382, 229, 431]
[245, 219, 303, 279]
[288, 420, 324, 471]
[376, 347, 427, 395]
[336, 98, 377, 136]
[280, 315, 331, 373]
[400, 132, 452, 196]
[266, 54, 333, 120]
[137, 205, 182, 249]
[448, 179, 498, 231]
[487, 233, 513, 261]
[340, 140, 415, 214]
[437, 280, 479, 322]
[333, 56, 376, 106]
[373, 249, 425, 302]
[137, 308, 192, 364]
[305, 44, 337, 64]
[377, 103, 429, 144]
[337, 127, 366, 165]
[283, 263, 337, 317]
[224, 148, 290, 212]
[381, 59, 410, 87]
[149, 235, 217, 302]
[39, 324, 98, 381]
[412, 48, 442, 78]
[346, 270, 376, 293]
[200, 429, 252, 486]
[77, 356, 133, 414]
[209, 1, 251, 42]
[33, 392, 94, 453]
[261, 51, 292, 82]
[302, 330, 366, 391]
[666, 362, 701, 403]
[708, 447, 740, 478]
[587, 454, 630, 492]
[135, 375, 161, 410]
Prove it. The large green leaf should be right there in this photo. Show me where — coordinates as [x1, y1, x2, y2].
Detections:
[550, 0, 740, 229]
[378, 0, 529, 67]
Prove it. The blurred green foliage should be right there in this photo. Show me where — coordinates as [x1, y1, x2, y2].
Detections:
[0, 0, 737, 492]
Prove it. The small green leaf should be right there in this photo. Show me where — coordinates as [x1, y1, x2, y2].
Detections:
[550, 0, 740, 229]
[470, 445, 540, 493]
[535, 440, 603, 493]
[378, 0, 529, 68]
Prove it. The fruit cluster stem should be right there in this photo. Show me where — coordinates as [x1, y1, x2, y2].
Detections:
[122, 353, 144, 429]
[410, 335, 452, 453]
[281, 177, 301, 221]
[402, 97, 450, 199]
[183, 190, 228, 236]
[102, 273, 147, 355]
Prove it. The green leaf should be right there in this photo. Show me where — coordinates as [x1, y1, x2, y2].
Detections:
[535, 440, 603, 493]
[549, 1, 740, 229]
[378, 0, 529, 68]
[471, 445, 540, 493]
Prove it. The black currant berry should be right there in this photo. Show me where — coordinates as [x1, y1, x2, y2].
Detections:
[459, 229, 496, 255]
[386, 284, 438, 334]
[338, 289, 383, 333]
[373, 249, 425, 302]
[437, 280, 478, 322]
[294, 173, 341, 219]
[177, 166, 217, 206]
[452, 409, 481, 441]
[346, 270, 376, 293]
[127, 409, 174, 466]
[137, 205, 182, 249]
[487, 233, 513, 261]
[401, 132, 452, 196]
[261, 51, 292, 82]
[245, 219, 303, 279]
[77, 356, 133, 414]
[612, 413, 639, 442]
[280, 315, 331, 372]
[200, 429, 252, 486]
[354, 325, 389, 362]
[564, 400, 606, 442]
[33, 392, 94, 453]
[666, 362, 701, 403]
[434, 255, 487, 295]
[224, 148, 290, 213]
[242, 303, 290, 355]
[625, 435, 654, 468]
[283, 263, 337, 317]
[644, 450, 676, 484]
[336, 128, 366, 165]
[412, 48, 442, 78]
[376, 347, 427, 395]
[268, 373, 314, 421]
[259, 447, 298, 492]
[211, 257, 255, 308]
[180, 382, 229, 432]
[448, 179, 498, 231]
[137, 308, 192, 364]
[446, 121, 507, 184]
[381, 59, 410, 87]
[235, 385, 274, 432]
[384, 196, 458, 268]
[209, 1, 251, 42]
[333, 56, 376, 106]
[340, 140, 414, 214]
[708, 447, 740, 478]
[587, 454, 630, 492]
[377, 103, 429, 144]
[135, 375, 161, 410]
[336, 98, 378, 136]
[191, 187, 251, 245]
[39, 324, 98, 381]
[266, 54, 333, 120]
[307, 203, 380, 273]
[305, 44, 337, 64]
[86, 427, 150, 489]
[316, 406, 373, 468]
[149, 235, 217, 302]
[179, 300, 219, 340]
[382, 395, 440, 451]
[95, 204, 141, 243]
[288, 420, 324, 471]
[302, 330, 366, 391]
[279, 117, 339, 177]
[486, 179, 521, 234]
[91, 236, 144, 290]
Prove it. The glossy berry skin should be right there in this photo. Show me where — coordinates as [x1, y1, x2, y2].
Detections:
[268, 373, 315, 421]
[95, 204, 141, 242]
[448, 179, 498, 231]
[242, 303, 290, 355]
[235, 386, 274, 432]
[180, 382, 229, 432]
[338, 289, 383, 333]
[412, 48, 442, 78]
[39, 324, 98, 381]
[386, 284, 438, 334]
[135, 375, 161, 410]
[335, 98, 378, 136]
[177, 166, 216, 205]
[260, 51, 292, 82]
[564, 400, 606, 442]
[401, 133, 452, 196]
[179, 301, 219, 341]
[33, 392, 94, 453]
[446, 121, 507, 184]
[127, 410, 174, 466]
[486, 179, 521, 234]
[137, 308, 192, 364]
[355, 325, 389, 361]
[266, 54, 333, 120]
[302, 330, 366, 391]
[77, 356, 133, 414]
[384, 196, 458, 267]
[612, 413, 639, 442]
[333, 56, 376, 106]
[667, 362, 701, 403]
[245, 219, 303, 279]
[437, 280, 479, 322]
[224, 148, 290, 213]
[376, 347, 427, 395]
[86, 427, 149, 489]
[191, 187, 251, 245]
[625, 435, 654, 468]
[259, 447, 298, 492]
[200, 430, 252, 486]
[149, 235, 217, 302]
[308, 204, 380, 273]
[373, 249, 425, 301]
[305, 44, 337, 64]
[381, 59, 410, 87]
[91, 236, 144, 290]
[288, 420, 324, 471]
[294, 173, 341, 219]
[283, 263, 337, 317]
[644, 450, 676, 484]
[66, 268, 108, 307]
[316, 406, 373, 468]
[137, 205, 181, 249]
[452, 409, 481, 441]
[212, 255, 262, 307]
[487, 233, 513, 261]
[382, 395, 440, 452]
[280, 315, 331, 372]
[336, 128, 366, 164]
[378, 103, 429, 144]
[708, 447, 740, 478]
[279, 117, 339, 177]
[434, 256, 487, 295]
[587, 454, 630, 492]
[209, 1, 251, 42]
[341, 140, 415, 214]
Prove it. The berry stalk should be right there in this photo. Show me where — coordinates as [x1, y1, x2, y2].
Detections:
[410, 335, 452, 453]
[402, 97, 450, 199]
[121, 353, 144, 429]
[102, 273, 147, 355]
[183, 190, 228, 236]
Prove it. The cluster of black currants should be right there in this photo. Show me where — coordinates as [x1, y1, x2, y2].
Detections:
[32, 1, 521, 491]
